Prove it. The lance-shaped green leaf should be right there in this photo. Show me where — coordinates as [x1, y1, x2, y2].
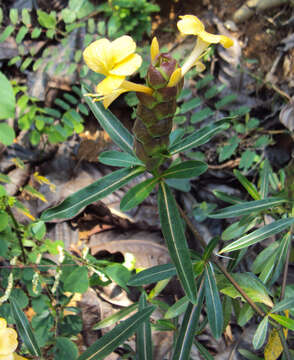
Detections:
[204, 263, 223, 339]
[271, 297, 294, 313]
[194, 340, 214, 360]
[82, 86, 134, 155]
[77, 306, 155, 360]
[260, 159, 270, 199]
[158, 182, 197, 303]
[41, 167, 144, 220]
[136, 293, 152, 360]
[165, 296, 189, 319]
[220, 217, 294, 254]
[162, 160, 208, 179]
[10, 298, 41, 356]
[93, 304, 138, 330]
[128, 263, 176, 286]
[99, 150, 144, 167]
[210, 198, 286, 219]
[253, 316, 268, 350]
[269, 232, 291, 286]
[269, 313, 294, 331]
[120, 177, 159, 212]
[172, 283, 204, 360]
[234, 169, 260, 200]
[169, 123, 229, 155]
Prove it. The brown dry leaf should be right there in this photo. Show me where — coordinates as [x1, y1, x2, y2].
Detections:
[280, 97, 294, 132]
[77, 131, 111, 163]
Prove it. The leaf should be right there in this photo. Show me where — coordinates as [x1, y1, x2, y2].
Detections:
[260, 159, 270, 199]
[161, 160, 208, 179]
[204, 263, 223, 339]
[172, 283, 204, 359]
[169, 122, 229, 155]
[165, 296, 189, 319]
[180, 97, 201, 113]
[99, 150, 143, 167]
[10, 298, 41, 356]
[0, 25, 15, 43]
[54, 337, 79, 360]
[194, 340, 214, 360]
[219, 217, 294, 253]
[0, 71, 16, 119]
[104, 263, 131, 292]
[136, 293, 152, 360]
[252, 316, 268, 349]
[209, 198, 286, 219]
[120, 177, 158, 212]
[191, 107, 214, 123]
[41, 166, 144, 220]
[271, 298, 294, 313]
[218, 135, 240, 162]
[158, 182, 196, 303]
[269, 314, 294, 330]
[264, 328, 284, 360]
[239, 348, 263, 360]
[0, 123, 15, 145]
[63, 266, 89, 293]
[234, 169, 260, 200]
[93, 304, 138, 330]
[128, 264, 177, 286]
[219, 272, 273, 307]
[23, 185, 46, 202]
[37, 10, 57, 29]
[77, 306, 155, 360]
[9, 8, 18, 24]
[82, 86, 134, 155]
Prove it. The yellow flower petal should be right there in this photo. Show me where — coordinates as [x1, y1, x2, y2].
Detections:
[195, 61, 206, 72]
[167, 68, 182, 87]
[220, 35, 234, 48]
[83, 38, 111, 75]
[0, 319, 7, 331]
[0, 328, 18, 355]
[102, 89, 127, 109]
[110, 53, 142, 76]
[96, 75, 125, 95]
[0, 354, 14, 360]
[150, 37, 159, 63]
[177, 15, 204, 35]
[111, 35, 136, 64]
[14, 354, 28, 360]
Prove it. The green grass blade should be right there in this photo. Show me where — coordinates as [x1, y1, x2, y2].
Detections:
[158, 182, 196, 303]
[220, 217, 294, 253]
[41, 167, 144, 220]
[10, 298, 41, 356]
[82, 86, 134, 155]
[128, 264, 177, 286]
[204, 263, 223, 339]
[77, 306, 155, 360]
[136, 293, 153, 360]
[172, 283, 204, 360]
[209, 197, 286, 219]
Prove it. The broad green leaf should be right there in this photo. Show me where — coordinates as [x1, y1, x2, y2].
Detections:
[54, 337, 78, 360]
[271, 298, 294, 313]
[219, 217, 294, 253]
[63, 266, 89, 293]
[41, 166, 144, 220]
[21, 9, 31, 26]
[16, 25, 28, 44]
[0, 123, 15, 145]
[218, 135, 239, 162]
[158, 182, 196, 303]
[136, 293, 152, 360]
[77, 306, 155, 360]
[234, 169, 260, 200]
[120, 177, 158, 212]
[99, 150, 143, 167]
[172, 284, 204, 359]
[210, 198, 286, 219]
[93, 304, 138, 330]
[253, 316, 268, 349]
[104, 263, 131, 292]
[0, 211, 8, 231]
[169, 123, 229, 155]
[269, 313, 294, 330]
[165, 296, 189, 319]
[162, 160, 208, 179]
[0, 71, 16, 119]
[9, 8, 18, 24]
[238, 303, 254, 327]
[10, 298, 41, 356]
[128, 264, 176, 286]
[0, 25, 15, 42]
[204, 263, 223, 339]
[37, 10, 57, 29]
[239, 348, 263, 360]
[218, 272, 273, 307]
[82, 86, 134, 155]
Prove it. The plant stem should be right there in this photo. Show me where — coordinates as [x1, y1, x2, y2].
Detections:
[7, 207, 27, 263]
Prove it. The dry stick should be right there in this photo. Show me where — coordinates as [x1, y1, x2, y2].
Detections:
[177, 203, 292, 359]
[6, 207, 27, 264]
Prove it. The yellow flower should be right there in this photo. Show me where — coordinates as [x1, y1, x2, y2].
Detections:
[0, 318, 27, 360]
[177, 15, 234, 76]
[83, 35, 152, 108]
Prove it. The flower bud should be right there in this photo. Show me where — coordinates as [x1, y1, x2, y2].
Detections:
[147, 53, 178, 89]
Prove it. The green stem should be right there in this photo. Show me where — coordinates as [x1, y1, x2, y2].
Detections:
[7, 207, 27, 263]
